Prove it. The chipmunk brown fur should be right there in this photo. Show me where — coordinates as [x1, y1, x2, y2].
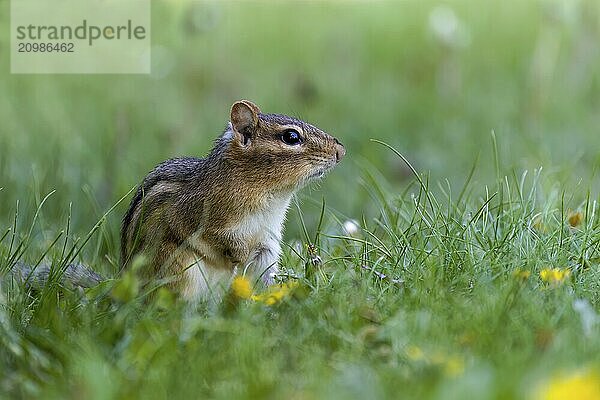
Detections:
[120, 100, 345, 300]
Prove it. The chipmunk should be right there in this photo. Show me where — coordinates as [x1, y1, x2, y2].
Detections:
[121, 100, 344, 300]
[10, 101, 344, 301]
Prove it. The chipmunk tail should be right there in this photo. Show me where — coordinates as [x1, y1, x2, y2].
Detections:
[8, 261, 104, 290]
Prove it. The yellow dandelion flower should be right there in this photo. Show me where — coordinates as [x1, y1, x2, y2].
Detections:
[540, 268, 571, 285]
[406, 346, 425, 361]
[431, 351, 465, 377]
[251, 280, 298, 306]
[406, 347, 464, 377]
[513, 269, 531, 281]
[568, 211, 584, 228]
[231, 276, 253, 299]
[443, 356, 465, 377]
[536, 369, 600, 400]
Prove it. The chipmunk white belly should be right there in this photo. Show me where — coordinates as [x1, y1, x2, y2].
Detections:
[180, 194, 292, 301]
[180, 258, 232, 302]
[235, 194, 292, 245]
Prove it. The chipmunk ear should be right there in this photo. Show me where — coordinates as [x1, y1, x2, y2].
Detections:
[230, 100, 261, 145]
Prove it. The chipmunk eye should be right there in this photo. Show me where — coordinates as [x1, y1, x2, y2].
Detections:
[281, 129, 302, 146]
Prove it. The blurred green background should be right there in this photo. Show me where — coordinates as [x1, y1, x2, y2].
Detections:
[1, 2, 600, 398]
[1, 0, 599, 262]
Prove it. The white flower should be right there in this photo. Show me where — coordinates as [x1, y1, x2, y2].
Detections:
[343, 220, 360, 236]
[428, 6, 470, 48]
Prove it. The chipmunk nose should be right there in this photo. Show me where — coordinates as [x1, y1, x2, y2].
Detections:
[334, 141, 346, 162]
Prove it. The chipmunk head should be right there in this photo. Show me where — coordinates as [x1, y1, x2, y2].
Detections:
[224, 100, 345, 192]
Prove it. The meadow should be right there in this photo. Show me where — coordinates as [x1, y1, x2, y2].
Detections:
[1, 0, 600, 398]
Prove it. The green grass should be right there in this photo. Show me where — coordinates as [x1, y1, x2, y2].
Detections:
[3, 145, 600, 399]
[2, 0, 600, 398]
